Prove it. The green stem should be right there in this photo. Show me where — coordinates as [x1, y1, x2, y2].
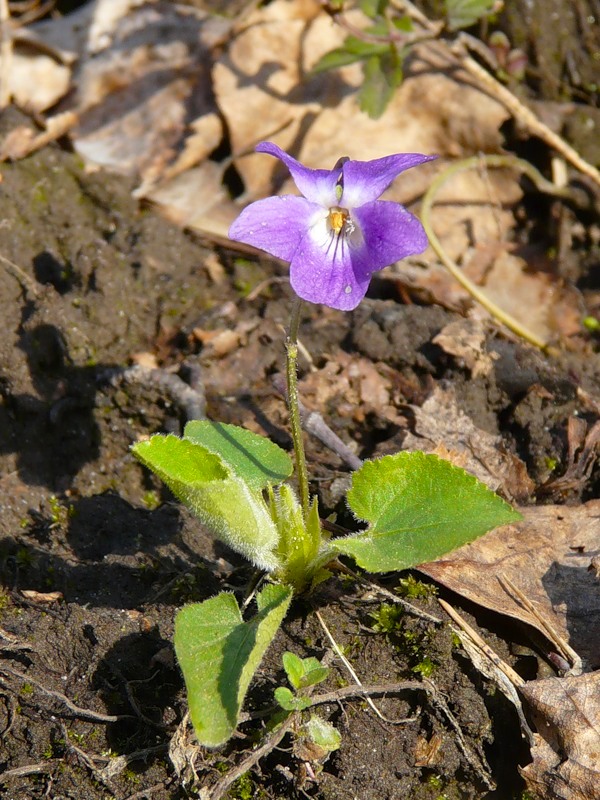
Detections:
[286, 297, 310, 520]
[420, 154, 570, 355]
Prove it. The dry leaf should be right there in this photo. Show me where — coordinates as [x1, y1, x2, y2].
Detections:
[73, 2, 224, 191]
[419, 500, 600, 667]
[400, 383, 535, 502]
[20, 590, 63, 604]
[520, 671, 600, 800]
[433, 318, 498, 379]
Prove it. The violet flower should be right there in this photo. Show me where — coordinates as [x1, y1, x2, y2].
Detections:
[229, 142, 435, 311]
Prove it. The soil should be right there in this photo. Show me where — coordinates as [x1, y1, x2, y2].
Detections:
[0, 92, 599, 800]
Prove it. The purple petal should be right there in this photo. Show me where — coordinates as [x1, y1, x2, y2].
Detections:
[341, 153, 437, 207]
[229, 195, 322, 261]
[256, 142, 339, 207]
[351, 200, 429, 271]
[289, 224, 371, 311]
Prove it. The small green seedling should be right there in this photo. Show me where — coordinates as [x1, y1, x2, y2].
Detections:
[274, 651, 330, 712]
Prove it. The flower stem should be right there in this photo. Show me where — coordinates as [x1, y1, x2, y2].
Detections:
[286, 297, 310, 520]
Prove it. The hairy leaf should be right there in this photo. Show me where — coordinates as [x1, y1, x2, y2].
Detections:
[132, 435, 280, 570]
[334, 452, 521, 572]
[175, 584, 293, 747]
[184, 420, 293, 490]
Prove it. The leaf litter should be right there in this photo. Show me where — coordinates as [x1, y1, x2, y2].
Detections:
[0, 0, 599, 798]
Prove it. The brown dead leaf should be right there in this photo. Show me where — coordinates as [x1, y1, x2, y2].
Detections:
[419, 500, 600, 667]
[520, 671, 600, 800]
[193, 328, 240, 359]
[20, 589, 63, 604]
[300, 351, 402, 426]
[131, 351, 159, 369]
[401, 384, 534, 502]
[73, 3, 224, 192]
[433, 318, 498, 379]
[9, 46, 71, 112]
[414, 733, 444, 767]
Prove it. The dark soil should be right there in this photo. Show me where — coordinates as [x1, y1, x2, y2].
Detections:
[1, 102, 599, 800]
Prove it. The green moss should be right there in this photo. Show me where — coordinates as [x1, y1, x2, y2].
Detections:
[370, 603, 404, 634]
[228, 772, 253, 799]
[142, 490, 161, 510]
[396, 575, 438, 599]
[412, 656, 436, 678]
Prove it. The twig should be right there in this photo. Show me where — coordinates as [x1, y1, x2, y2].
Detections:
[391, 2, 600, 189]
[453, 36, 600, 189]
[207, 713, 297, 800]
[437, 597, 535, 744]
[335, 564, 443, 624]
[497, 574, 583, 675]
[99, 363, 206, 423]
[0, 251, 40, 296]
[272, 374, 362, 470]
[420, 153, 574, 353]
[0, 761, 61, 784]
[304, 679, 425, 707]
[437, 598, 524, 688]
[423, 677, 495, 790]
[316, 610, 414, 724]
[0, 664, 124, 723]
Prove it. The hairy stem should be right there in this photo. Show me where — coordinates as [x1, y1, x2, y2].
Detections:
[286, 297, 310, 520]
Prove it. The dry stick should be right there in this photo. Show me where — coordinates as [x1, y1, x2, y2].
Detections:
[335, 563, 443, 624]
[0, 761, 62, 784]
[208, 713, 298, 800]
[272, 374, 363, 471]
[0, 664, 125, 723]
[315, 610, 415, 725]
[305, 680, 425, 707]
[420, 154, 575, 353]
[437, 599, 524, 689]
[395, 0, 600, 190]
[422, 677, 495, 791]
[99, 364, 206, 423]
[0, 252, 40, 296]
[453, 39, 600, 189]
[497, 574, 583, 675]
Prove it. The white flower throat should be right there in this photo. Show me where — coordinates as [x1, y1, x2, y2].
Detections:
[327, 205, 355, 237]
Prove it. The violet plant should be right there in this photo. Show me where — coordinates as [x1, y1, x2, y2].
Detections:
[132, 143, 520, 748]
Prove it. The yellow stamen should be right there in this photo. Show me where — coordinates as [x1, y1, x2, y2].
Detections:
[328, 206, 349, 235]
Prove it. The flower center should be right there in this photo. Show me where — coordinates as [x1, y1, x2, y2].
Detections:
[327, 206, 354, 236]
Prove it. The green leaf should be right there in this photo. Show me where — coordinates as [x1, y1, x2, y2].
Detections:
[282, 651, 305, 690]
[282, 652, 330, 690]
[333, 452, 522, 572]
[132, 435, 280, 571]
[304, 715, 342, 752]
[175, 584, 293, 747]
[445, 0, 496, 31]
[359, 0, 387, 18]
[184, 420, 293, 491]
[358, 50, 403, 119]
[274, 686, 312, 712]
[311, 39, 388, 74]
[299, 663, 330, 689]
